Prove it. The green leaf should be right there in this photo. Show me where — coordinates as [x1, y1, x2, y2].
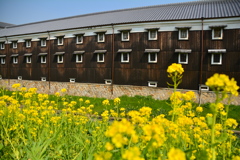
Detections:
[0, 143, 3, 150]
[207, 116, 213, 127]
[216, 132, 228, 143]
[195, 150, 209, 160]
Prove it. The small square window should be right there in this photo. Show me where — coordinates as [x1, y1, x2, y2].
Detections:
[76, 54, 83, 63]
[148, 81, 158, 87]
[0, 42, 5, 49]
[41, 77, 46, 81]
[121, 31, 130, 41]
[178, 53, 188, 64]
[179, 29, 188, 40]
[212, 28, 223, 40]
[41, 56, 47, 63]
[13, 57, 18, 64]
[148, 30, 157, 40]
[105, 79, 112, 85]
[199, 84, 209, 91]
[26, 56, 31, 63]
[12, 41, 17, 49]
[148, 53, 157, 63]
[41, 39, 47, 47]
[76, 35, 83, 44]
[58, 37, 64, 45]
[211, 53, 222, 65]
[121, 53, 129, 63]
[98, 33, 105, 42]
[18, 76, 22, 80]
[26, 40, 31, 48]
[0, 57, 5, 64]
[97, 53, 104, 62]
[57, 55, 64, 63]
[70, 78, 75, 83]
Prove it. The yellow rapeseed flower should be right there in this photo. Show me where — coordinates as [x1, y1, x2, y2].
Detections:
[167, 148, 186, 160]
[61, 88, 67, 93]
[167, 63, 184, 75]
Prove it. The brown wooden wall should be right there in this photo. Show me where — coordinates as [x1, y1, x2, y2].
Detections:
[0, 28, 239, 90]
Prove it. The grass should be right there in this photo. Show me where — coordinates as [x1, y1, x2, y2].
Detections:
[1, 88, 240, 125]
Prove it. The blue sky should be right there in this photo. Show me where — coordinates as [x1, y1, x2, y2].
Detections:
[0, 0, 196, 25]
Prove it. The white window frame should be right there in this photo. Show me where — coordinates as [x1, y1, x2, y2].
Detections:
[57, 55, 64, 63]
[212, 28, 223, 40]
[211, 53, 222, 65]
[97, 53, 104, 62]
[12, 41, 17, 49]
[121, 31, 130, 41]
[76, 54, 83, 63]
[178, 53, 188, 64]
[148, 53, 157, 63]
[69, 78, 76, 83]
[179, 29, 189, 40]
[148, 81, 158, 87]
[105, 79, 112, 85]
[41, 39, 47, 47]
[121, 53, 129, 63]
[0, 43, 5, 49]
[26, 56, 31, 63]
[148, 30, 157, 40]
[76, 35, 83, 44]
[26, 40, 31, 48]
[41, 77, 46, 81]
[1, 57, 5, 64]
[57, 37, 64, 45]
[97, 33, 105, 42]
[41, 56, 47, 63]
[13, 57, 18, 64]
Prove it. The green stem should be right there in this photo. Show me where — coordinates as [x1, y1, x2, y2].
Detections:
[211, 112, 217, 160]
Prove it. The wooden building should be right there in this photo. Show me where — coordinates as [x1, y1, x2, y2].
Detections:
[0, 0, 240, 90]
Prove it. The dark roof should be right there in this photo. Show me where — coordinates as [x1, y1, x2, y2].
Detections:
[0, 0, 239, 37]
[0, 22, 15, 29]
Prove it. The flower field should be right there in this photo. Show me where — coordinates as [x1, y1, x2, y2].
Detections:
[0, 63, 240, 160]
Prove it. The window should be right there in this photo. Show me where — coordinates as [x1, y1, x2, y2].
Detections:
[105, 79, 112, 85]
[0, 42, 5, 49]
[178, 53, 188, 64]
[41, 56, 47, 63]
[26, 56, 31, 63]
[41, 77, 46, 81]
[148, 53, 157, 63]
[12, 41, 17, 49]
[122, 31, 130, 41]
[76, 54, 82, 63]
[208, 49, 226, 65]
[25, 40, 31, 48]
[209, 25, 226, 40]
[13, 57, 18, 64]
[179, 29, 188, 40]
[57, 37, 64, 45]
[41, 39, 47, 47]
[57, 55, 64, 63]
[69, 78, 76, 83]
[212, 28, 223, 40]
[97, 33, 105, 42]
[0, 57, 5, 64]
[211, 53, 222, 65]
[76, 35, 83, 44]
[148, 81, 158, 87]
[175, 27, 191, 40]
[121, 53, 129, 63]
[148, 30, 157, 40]
[97, 53, 104, 62]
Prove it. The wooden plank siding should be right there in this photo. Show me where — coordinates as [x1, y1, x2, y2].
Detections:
[0, 28, 239, 90]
